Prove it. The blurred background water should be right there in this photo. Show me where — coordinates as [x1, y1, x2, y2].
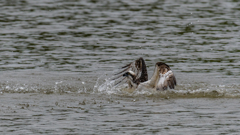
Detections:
[0, 0, 240, 134]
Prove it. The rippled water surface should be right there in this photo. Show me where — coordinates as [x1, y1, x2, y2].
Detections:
[0, 0, 240, 134]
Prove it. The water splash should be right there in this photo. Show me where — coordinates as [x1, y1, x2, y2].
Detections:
[94, 76, 123, 95]
[94, 75, 240, 98]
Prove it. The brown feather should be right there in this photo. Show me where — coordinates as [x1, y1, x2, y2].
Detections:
[121, 63, 131, 69]
[155, 62, 177, 90]
[112, 57, 148, 87]
[114, 66, 130, 75]
[114, 77, 127, 86]
[113, 58, 176, 90]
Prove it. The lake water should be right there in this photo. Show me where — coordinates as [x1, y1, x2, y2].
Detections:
[0, 0, 240, 134]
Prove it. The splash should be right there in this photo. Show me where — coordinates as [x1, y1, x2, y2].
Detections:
[0, 80, 84, 94]
[94, 76, 124, 95]
[94, 76, 240, 98]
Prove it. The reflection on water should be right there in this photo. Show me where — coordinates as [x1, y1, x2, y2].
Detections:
[0, 0, 240, 134]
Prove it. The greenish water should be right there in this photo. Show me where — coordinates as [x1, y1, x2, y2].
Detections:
[0, 0, 240, 134]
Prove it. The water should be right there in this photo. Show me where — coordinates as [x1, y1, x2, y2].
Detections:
[0, 0, 240, 134]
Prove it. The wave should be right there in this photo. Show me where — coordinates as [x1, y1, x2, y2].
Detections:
[94, 76, 240, 98]
[1, 73, 239, 98]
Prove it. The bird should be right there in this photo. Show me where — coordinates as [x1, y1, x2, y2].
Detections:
[113, 57, 177, 91]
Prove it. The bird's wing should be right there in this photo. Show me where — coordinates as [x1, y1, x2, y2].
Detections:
[156, 62, 177, 90]
[113, 57, 148, 85]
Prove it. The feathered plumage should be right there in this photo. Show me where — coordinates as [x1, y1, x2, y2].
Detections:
[113, 57, 177, 91]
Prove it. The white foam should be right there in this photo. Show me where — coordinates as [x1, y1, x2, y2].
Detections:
[94, 76, 240, 98]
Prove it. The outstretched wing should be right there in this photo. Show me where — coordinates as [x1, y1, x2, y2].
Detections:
[113, 57, 148, 86]
[156, 62, 177, 90]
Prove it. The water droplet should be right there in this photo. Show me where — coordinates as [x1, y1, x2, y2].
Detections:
[55, 81, 62, 84]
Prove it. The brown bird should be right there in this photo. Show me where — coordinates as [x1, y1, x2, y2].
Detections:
[113, 57, 177, 91]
